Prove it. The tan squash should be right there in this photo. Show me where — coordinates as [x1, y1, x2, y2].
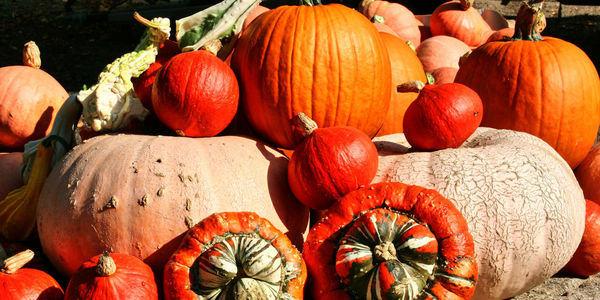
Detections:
[36, 134, 310, 277]
[0, 153, 22, 201]
[372, 127, 585, 300]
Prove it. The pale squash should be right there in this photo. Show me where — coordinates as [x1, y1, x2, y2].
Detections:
[372, 127, 585, 300]
[36, 134, 310, 278]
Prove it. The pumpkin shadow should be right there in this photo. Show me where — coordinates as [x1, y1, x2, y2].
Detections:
[145, 231, 187, 294]
[2, 106, 54, 152]
[38, 286, 65, 299]
[254, 140, 310, 251]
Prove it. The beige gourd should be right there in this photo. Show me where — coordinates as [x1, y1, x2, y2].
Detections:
[372, 127, 585, 300]
[36, 134, 310, 277]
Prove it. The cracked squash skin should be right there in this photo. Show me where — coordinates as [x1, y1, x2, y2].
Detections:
[372, 127, 585, 300]
[35, 134, 309, 278]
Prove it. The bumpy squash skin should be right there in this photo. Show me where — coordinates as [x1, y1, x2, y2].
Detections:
[65, 253, 158, 300]
[164, 212, 306, 300]
[303, 182, 477, 300]
[232, 4, 391, 149]
[373, 127, 586, 300]
[36, 134, 309, 278]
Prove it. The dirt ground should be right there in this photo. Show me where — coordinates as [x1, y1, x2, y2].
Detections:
[1, 0, 599, 298]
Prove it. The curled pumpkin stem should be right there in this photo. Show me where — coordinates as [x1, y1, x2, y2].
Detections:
[77, 12, 170, 132]
[512, 0, 546, 41]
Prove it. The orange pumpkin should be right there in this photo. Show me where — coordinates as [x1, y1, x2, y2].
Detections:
[0, 42, 69, 151]
[376, 32, 427, 136]
[454, 1, 600, 168]
[429, 0, 492, 47]
[232, 4, 391, 149]
[562, 200, 600, 277]
[575, 143, 600, 203]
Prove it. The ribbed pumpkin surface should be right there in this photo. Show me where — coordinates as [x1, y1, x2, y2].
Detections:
[232, 4, 391, 149]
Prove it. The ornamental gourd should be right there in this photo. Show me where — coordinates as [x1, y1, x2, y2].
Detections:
[373, 127, 586, 300]
[454, 0, 600, 168]
[0, 249, 64, 300]
[232, 3, 391, 149]
[36, 134, 309, 277]
[0, 41, 69, 151]
[376, 32, 428, 136]
[164, 212, 307, 299]
[303, 182, 478, 299]
[64, 252, 158, 300]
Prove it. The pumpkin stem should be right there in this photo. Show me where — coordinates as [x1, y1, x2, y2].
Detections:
[22, 41, 41, 68]
[512, 0, 546, 41]
[96, 252, 117, 277]
[371, 15, 385, 24]
[374, 241, 397, 262]
[397, 80, 426, 93]
[460, 0, 473, 10]
[293, 113, 318, 137]
[302, 0, 322, 6]
[1, 250, 34, 274]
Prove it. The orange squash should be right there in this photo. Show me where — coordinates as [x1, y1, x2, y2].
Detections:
[454, 0, 600, 168]
[429, 0, 492, 47]
[562, 200, 600, 277]
[232, 4, 391, 149]
[575, 143, 600, 203]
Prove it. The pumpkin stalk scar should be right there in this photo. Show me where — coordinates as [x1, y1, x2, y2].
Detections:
[96, 252, 117, 277]
[374, 241, 397, 262]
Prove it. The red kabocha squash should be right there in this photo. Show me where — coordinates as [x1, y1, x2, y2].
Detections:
[64, 252, 157, 300]
[152, 50, 239, 137]
[376, 32, 428, 136]
[304, 182, 478, 299]
[373, 127, 586, 299]
[132, 39, 181, 113]
[0, 249, 64, 300]
[429, 0, 492, 47]
[164, 212, 306, 299]
[359, 0, 421, 46]
[36, 134, 309, 278]
[0, 41, 69, 151]
[232, 4, 391, 149]
[562, 200, 600, 277]
[288, 113, 378, 210]
[402, 82, 483, 150]
[454, 0, 600, 168]
[416, 35, 472, 74]
[0, 152, 22, 201]
[575, 144, 600, 203]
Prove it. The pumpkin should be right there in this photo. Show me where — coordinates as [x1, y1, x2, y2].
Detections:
[430, 67, 459, 85]
[36, 134, 309, 277]
[372, 127, 586, 299]
[132, 39, 181, 114]
[231, 4, 391, 149]
[151, 50, 239, 137]
[0, 41, 69, 151]
[241, 4, 270, 31]
[562, 200, 600, 277]
[370, 15, 400, 37]
[0, 249, 64, 300]
[484, 27, 515, 43]
[402, 82, 483, 150]
[164, 211, 306, 299]
[376, 32, 428, 136]
[416, 35, 471, 74]
[64, 252, 158, 300]
[429, 0, 492, 47]
[0, 152, 22, 201]
[454, 0, 600, 168]
[359, 0, 421, 46]
[303, 182, 478, 299]
[287, 113, 379, 210]
[575, 143, 600, 203]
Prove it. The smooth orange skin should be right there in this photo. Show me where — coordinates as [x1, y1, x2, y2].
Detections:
[429, 1, 492, 47]
[0, 66, 68, 151]
[0, 268, 64, 300]
[376, 32, 428, 136]
[454, 37, 600, 168]
[562, 200, 600, 277]
[232, 4, 391, 149]
[575, 144, 600, 203]
[360, 0, 421, 46]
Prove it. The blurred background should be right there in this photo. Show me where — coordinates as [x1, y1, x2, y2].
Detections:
[0, 0, 598, 92]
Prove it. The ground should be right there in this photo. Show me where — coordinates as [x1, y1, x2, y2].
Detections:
[1, 0, 599, 298]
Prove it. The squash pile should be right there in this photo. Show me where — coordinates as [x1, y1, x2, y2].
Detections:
[0, 0, 598, 299]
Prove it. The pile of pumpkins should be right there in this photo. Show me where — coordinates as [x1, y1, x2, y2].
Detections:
[1, 0, 599, 299]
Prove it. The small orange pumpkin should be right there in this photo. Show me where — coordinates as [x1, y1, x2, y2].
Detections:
[429, 0, 492, 47]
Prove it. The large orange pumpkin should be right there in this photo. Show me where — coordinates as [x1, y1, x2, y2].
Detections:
[376, 32, 427, 136]
[454, 1, 600, 168]
[232, 4, 391, 149]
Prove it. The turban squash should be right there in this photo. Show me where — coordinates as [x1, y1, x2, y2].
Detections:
[232, 3, 391, 149]
[372, 127, 585, 299]
[36, 134, 309, 278]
